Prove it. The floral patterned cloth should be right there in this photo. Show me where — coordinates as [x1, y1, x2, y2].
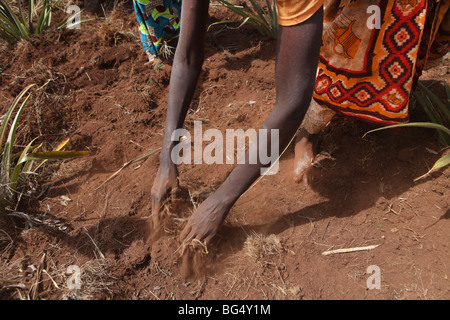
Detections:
[133, 0, 182, 62]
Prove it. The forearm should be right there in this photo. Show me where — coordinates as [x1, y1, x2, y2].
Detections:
[160, 0, 209, 162]
[217, 101, 312, 207]
[160, 58, 204, 161]
[178, 7, 324, 245]
[212, 8, 324, 207]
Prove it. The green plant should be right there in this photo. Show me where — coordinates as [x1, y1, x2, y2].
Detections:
[0, 0, 89, 43]
[213, 0, 278, 39]
[364, 81, 450, 181]
[0, 84, 89, 212]
[413, 81, 450, 145]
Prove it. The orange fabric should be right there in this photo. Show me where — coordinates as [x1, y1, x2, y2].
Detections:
[275, 0, 327, 26]
[312, 0, 449, 125]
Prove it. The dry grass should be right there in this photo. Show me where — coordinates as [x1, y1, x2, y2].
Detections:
[243, 232, 283, 262]
[215, 232, 303, 300]
[96, 6, 137, 46]
[1, 232, 116, 300]
[61, 258, 116, 300]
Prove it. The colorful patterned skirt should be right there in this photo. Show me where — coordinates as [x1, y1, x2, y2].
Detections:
[133, 0, 182, 62]
[310, 0, 449, 126]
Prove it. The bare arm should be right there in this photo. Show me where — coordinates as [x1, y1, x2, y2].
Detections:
[180, 7, 325, 245]
[151, 0, 210, 218]
[161, 0, 209, 159]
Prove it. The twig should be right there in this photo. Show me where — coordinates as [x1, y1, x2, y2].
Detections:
[321, 221, 330, 241]
[322, 244, 380, 256]
[148, 290, 161, 300]
[187, 188, 197, 210]
[29, 252, 46, 300]
[273, 262, 286, 290]
[84, 227, 105, 259]
[42, 269, 61, 290]
[96, 148, 161, 190]
[384, 203, 400, 215]
[7, 211, 43, 227]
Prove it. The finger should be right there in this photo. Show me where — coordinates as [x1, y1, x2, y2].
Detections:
[204, 234, 215, 247]
[151, 182, 170, 213]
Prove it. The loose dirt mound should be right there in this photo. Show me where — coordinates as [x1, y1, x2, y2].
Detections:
[0, 2, 449, 300]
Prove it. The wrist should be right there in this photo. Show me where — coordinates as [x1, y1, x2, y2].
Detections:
[214, 181, 242, 209]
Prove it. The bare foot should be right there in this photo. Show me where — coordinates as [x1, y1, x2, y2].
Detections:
[293, 128, 318, 184]
[151, 162, 178, 228]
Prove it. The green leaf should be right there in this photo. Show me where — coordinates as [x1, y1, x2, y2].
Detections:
[57, 9, 94, 30]
[0, 0, 29, 38]
[249, 0, 270, 28]
[10, 138, 38, 191]
[446, 81, 450, 102]
[0, 83, 88, 205]
[417, 82, 450, 121]
[22, 150, 89, 162]
[18, 0, 26, 27]
[413, 82, 450, 145]
[22, 142, 42, 173]
[1, 90, 33, 188]
[0, 1, 27, 40]
[363, 121, 450, 183]
[0, 17, 22, 41]
[29, 0, 35, 34]
[0, 84, 35, 150]
[0, 0, 69, 41]
[363, 122, 450, 138]
[216, 0, 278, 38]
[414, 153, 450, 181]
[31, 138, 69, 172]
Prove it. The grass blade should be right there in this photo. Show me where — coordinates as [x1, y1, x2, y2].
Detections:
[248, 0, 270, 27]
[446, 81, 450, 102]
[414, 153, 450, 181]
[0, 15, 22, 41]
[413, 81, 450, 145]
[1, 91, 33, 188]
[218, 0, 250, 18]
[35, 0, 47, 34]
[216, 0, 277, 38]
[413, 91, 442, 125]
[208, 19, 243, 31]
[363, 122, 450, 138]
[0, 0, 29, 39]
[0, 84, 35, 149]
[35, 0, 61, 34]
[29, 0, 35, 33]
[417, 82, 450, 121]
[31, 137, 69, 172]
[22, 142, 42, 173]
[23, 150, 89, 162]
[57, 8, 94, 30]
[96, 148, 161, 190]
[266, 0, 278, 36]
[10, 138, 38, 192]
[18, 0, 26, 27]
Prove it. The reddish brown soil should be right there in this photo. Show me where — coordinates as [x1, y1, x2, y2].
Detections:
[0, 2, 449, 300]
